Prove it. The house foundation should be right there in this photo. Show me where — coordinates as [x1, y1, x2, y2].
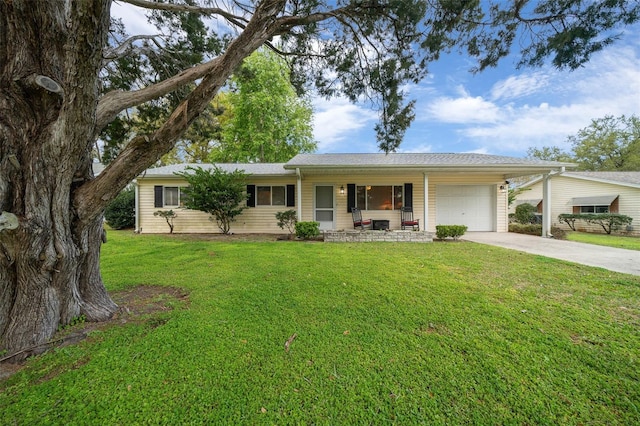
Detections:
[324, 230, 433, 243]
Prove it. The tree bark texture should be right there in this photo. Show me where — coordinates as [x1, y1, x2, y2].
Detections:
[0, 0, 287, 358]
[0, 0, 117, 359]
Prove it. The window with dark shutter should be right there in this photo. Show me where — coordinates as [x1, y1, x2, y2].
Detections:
[403, 183, 413, 208]
[286, 184, 295, 207]
[246, 185, 256, 207]
[347, 184, 356, 212]
[154, 186, 163, 208]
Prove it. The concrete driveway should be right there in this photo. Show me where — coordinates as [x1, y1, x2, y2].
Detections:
[462, 232, 640, 276]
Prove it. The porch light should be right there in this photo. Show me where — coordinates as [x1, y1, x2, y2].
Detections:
[340, 185, 345, 195]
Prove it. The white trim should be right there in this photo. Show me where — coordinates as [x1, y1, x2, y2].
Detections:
[542, 174, 551, 238]
[296, 168, 302, 221]
[134, 180, 140, 232]
[423, 173, 429, 230]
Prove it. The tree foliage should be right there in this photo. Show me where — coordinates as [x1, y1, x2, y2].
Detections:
[527, 115, 640, 171]
[570, 115, 640, 171]
[212, 50, 316, 163]
[104, 187, 136, 229]
[176, 167, 248, 234]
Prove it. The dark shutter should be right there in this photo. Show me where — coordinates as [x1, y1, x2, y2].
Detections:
[404, 183, 413, 208]
[154, 186, 163, 208]
[246, 185, 256, 207]
[286, 184, 295, 207]
[347, 184, 356, 213]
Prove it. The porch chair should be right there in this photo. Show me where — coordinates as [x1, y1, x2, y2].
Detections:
[400, 206, 420, 230]
[351, 207, 372, 230]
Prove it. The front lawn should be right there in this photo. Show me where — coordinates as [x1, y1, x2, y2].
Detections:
[1, 231, 639, 424]
[567, 231, 640, 251]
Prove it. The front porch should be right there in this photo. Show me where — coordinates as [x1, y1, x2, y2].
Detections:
[324, 229, 433, 243]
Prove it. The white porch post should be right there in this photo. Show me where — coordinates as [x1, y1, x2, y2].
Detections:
[423, 173, 429, 230]
[296, 168, 302, 221]
[542, 173, 552, 238]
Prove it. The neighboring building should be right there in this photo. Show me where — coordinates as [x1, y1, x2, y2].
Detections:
[135, 153, 573, 234]
[512, 172, 640, 236]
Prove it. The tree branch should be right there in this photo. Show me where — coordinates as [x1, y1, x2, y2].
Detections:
[103, 34, 163, 64]
[78, 0, 290, 224]
[121, 0, 249, 29]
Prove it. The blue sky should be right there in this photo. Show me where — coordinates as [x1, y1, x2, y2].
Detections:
[314, 26, 640, 157]
[113, 3, 640, 158]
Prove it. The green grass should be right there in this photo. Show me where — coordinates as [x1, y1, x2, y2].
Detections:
[567, 231, 640, 251]
[1, 231, 639, 424]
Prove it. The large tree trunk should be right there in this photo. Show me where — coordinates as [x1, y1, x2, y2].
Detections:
[0, 0, 117, 360]
[1, 0, 286, 359]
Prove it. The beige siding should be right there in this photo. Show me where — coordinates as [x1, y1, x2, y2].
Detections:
[138, 176, 297, 234]
[138, 171, 511, 234]
[514, 176, 640, 235]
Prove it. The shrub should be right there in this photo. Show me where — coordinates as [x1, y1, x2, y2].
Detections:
[275, 210, 297, 236]
[154, 210, 177, 234]
[175, 166, 248, 234]
[514, 203, 537, 224]
[104, 187, 135, 229]
[295, 221, 320, 240]
[558, 213, 633, 234]
[435, 225, 468, 240]
[558, 213, 579, 231]
[582, 213, 633, 234]
[509, 223, 567, 239]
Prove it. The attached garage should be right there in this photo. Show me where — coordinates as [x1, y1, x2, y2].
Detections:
[436, 185, 496, 231]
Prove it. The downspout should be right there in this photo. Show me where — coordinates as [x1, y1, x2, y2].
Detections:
[542, 174, 552, 238]
[134, 179, 140, 233]
[296, 168, 302, 221]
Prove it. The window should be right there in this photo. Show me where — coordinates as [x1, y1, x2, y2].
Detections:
[356, 185, 403, 210]
[163, 187, 187, 207]
[257, 186, 286, 206]
[580, 205, 610, 214]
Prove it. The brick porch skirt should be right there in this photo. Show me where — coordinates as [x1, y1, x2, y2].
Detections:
[324, 230, 433, 243]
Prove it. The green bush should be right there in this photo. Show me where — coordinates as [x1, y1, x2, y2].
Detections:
[514, 203, 537, 224]
[509, 223, 567, 239]
[582, 213, 632, 234]
[558, 213, 579, 231]
[295, 221, 320, 239]
[435, 225, 468, 240]
[154, 210, 177, 234]
[275, 210, 297, 235]
[558, 213, 633, 234]
[104, 187, 135, 229]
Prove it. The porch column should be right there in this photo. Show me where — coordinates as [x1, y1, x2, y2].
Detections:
[423, 173, 429, 231]
[542, 173, 552, 238]
[296, 168, 302, 221]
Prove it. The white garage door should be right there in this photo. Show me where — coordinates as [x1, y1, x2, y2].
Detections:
[436, 185, 495, 231]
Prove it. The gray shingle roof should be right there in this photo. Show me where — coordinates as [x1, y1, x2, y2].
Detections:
[139, 163, 293, 178]
[285, 153, 573, 168]
[564, 171, 640, 186]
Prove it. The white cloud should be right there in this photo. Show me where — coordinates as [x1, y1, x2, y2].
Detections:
[312, 97, 378, 151]
[419, 43, 640, 154]
[489, 71, 551, 101]
[426, 95, 502, 123]
[111, 2, 157, 35]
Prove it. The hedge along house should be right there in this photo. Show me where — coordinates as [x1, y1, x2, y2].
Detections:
[135, 153, 574, 235]
[512, 171, 640, 236]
